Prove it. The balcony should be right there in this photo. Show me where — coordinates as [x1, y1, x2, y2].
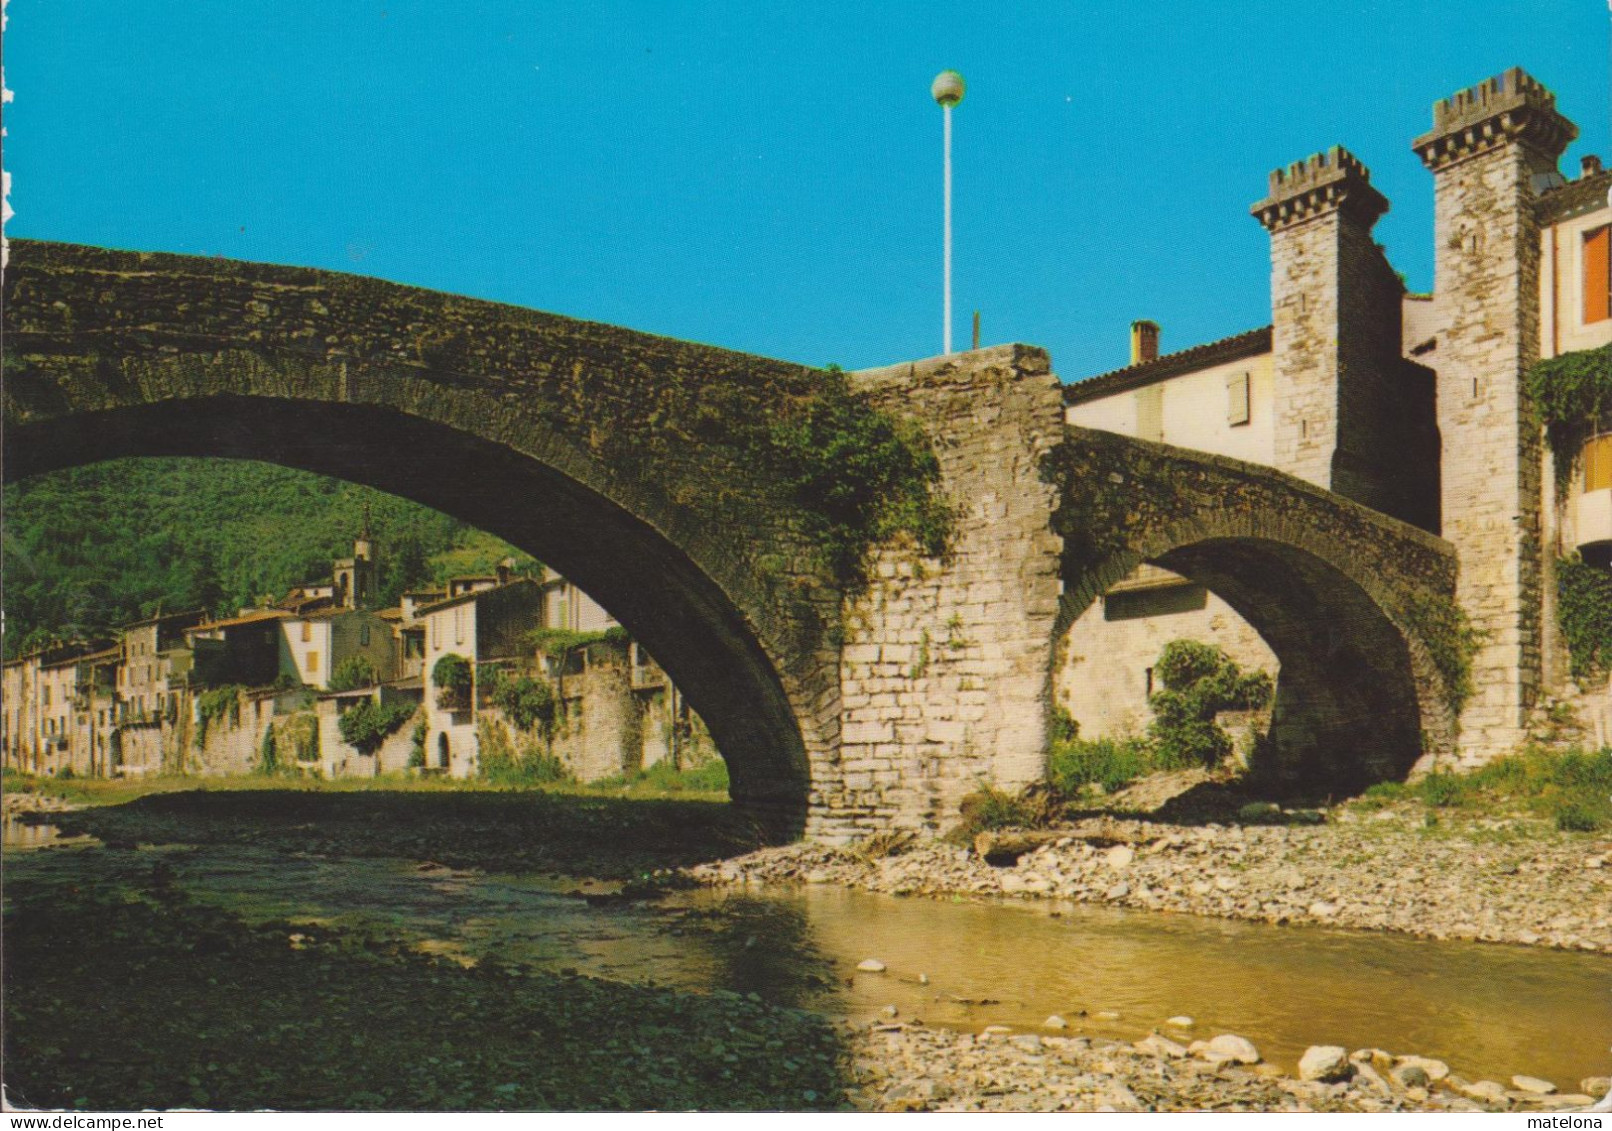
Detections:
[1575, 486, 1612, 552]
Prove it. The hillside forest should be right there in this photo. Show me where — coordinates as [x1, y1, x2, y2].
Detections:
[2, 457, 538, 659]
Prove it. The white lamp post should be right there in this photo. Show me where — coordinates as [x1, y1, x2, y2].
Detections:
[932, 70, 965, 354]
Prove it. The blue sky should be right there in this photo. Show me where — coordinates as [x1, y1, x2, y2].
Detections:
[6, 2, 1609, 379]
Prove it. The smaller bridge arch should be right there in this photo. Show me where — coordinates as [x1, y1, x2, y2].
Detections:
[1048, 427, 1462, 793]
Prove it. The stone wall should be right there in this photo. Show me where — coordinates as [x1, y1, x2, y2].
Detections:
[1059, 578, 1277, 742]
[807, 346, 1066, 840]
[552, 646, 641, 783]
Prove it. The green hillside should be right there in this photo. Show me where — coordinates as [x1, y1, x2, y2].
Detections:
[2, 458, 536, 658]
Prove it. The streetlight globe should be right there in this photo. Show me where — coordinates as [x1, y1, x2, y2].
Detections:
[931, 70, 965, 108]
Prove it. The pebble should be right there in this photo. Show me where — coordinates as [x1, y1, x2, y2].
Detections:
[1511, 1075, 1557, 1095]
[1165, 1016, 1195, 1028]
[690, 812, 1611, 955]
[856, 958, 887, 973]
[1043, 1015, 1068, 1029]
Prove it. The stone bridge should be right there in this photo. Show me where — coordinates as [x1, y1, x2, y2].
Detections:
[3, 241, 1461, 838]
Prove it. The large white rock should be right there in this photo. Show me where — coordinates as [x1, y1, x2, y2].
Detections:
[1105, 845, 1136, 870]
[1512, 1075, 1557, 1095]
[856, 958, 887, 973]
[1298, 1045, 1352, 1082]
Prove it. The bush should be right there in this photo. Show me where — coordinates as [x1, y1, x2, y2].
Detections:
[476, 718, 570, 786]
[1147, 641, 1272, 769]
[328, 656, 379, 693]
[486, 669, 557, 736]
[408, 720, 427, 769]
[1048, 737, 1156, 794]
[952, 784, 1064, 839]
[432, 654, 472, 708]
[337, 699, 418, 755]
[1554, 802, 1604, 833]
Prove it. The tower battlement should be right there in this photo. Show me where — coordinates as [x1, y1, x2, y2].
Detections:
[1414, 67, 1576, 170]
[1250, 146, 1387, 233]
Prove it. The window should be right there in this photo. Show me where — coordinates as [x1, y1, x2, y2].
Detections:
[1227, 372, 1251, 426]
[360, 623, 371, 646]
[301, 622, 313, 642]
[1584, 433, 1612, 493]
[1586, 225, 1611, 325]
[1135, 385, 1164, 442]
[454, 607, 466, 645]
[307, 651, 319, 673]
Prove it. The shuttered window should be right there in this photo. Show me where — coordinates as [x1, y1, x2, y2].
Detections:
[1227, 371, 1251, 426]
[1135, 385, 1164, 442]
[1584, 433, 1612, 493]
[1586, 225, 1611, 325]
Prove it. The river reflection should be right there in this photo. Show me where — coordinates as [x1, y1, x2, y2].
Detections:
[5, 842, 1608, 1092]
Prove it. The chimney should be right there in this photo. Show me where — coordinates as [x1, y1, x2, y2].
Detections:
[496, 558, 513, 586]
[1582, 154, 1603, 179]
[1130, 320, 1160, 365]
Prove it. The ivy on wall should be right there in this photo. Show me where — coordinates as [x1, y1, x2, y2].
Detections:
[763, 367, 953, 588]
[1524, 342, 1612, 487]
[1557, 556, 1612, 682]
[1401, 591, 1482, 717]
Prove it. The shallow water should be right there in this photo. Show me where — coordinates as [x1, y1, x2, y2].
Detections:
[6, 832, 1609, 1092]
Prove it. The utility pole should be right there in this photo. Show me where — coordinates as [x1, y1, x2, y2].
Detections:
[932, 70, 965, 354]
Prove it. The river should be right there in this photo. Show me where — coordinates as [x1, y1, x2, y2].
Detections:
[5, 815, 1608, 1093]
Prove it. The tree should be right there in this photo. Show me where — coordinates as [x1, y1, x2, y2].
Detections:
[1147, 640, 1273, 768]
[432, 654, 472, 708]
[328, 656, 379, 692]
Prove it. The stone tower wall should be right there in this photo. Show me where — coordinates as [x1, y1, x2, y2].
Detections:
[1414, 69, 1576, 762]
[1253, 147, 1439, 530]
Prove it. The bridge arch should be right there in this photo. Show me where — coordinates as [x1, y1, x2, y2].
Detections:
[4, 240, 850, 817]
[1049, 428, 1461, 793]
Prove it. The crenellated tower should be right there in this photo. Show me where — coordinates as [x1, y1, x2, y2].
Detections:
[1413, 68, 1577, 759]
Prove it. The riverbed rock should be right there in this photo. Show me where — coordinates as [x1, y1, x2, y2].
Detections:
[1392, 1063, 1430, 1089]
[1204, 1034, 1261, 1065]
[1105, 882, 1130, 900]
[1394, 1055, 1449, 1083]
[1043, 1015, 1068, 1029]
[1165, 1015, 1195, 1028]
[1298, 1046, 1351, 1082]
[1105, 845, 1136, 870]
[1582, 1076, 1611, 1099]
[1511, 1075, 1557, 1095]
[857, 958, 887, 973]
[1455, 1080, 1510, 1104]
[1136, 1034, 1189, 1059]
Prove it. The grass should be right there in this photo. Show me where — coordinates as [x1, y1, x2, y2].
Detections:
[581, 758, 730, 798]
[1357, 746, 1612, 832]
[1047, 736, 1169, 795]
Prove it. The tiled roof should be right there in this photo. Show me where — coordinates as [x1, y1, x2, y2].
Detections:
[416, 577, 540, 616]
[1063, 326, 1272, 405]
[189, 609, 291, 633]
[1538, 169, 1612, 225]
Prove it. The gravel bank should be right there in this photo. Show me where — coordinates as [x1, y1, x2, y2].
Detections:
[842, 1022, 1610, 1112]
[691, 807, 1612, 953]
